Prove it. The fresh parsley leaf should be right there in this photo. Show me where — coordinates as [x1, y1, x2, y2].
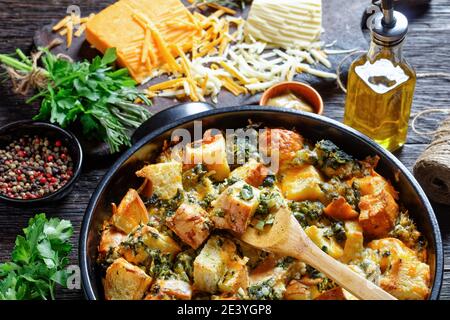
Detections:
[101, 48, 117, 66]
[0, 213, 73, 300]
[24, 47, 151, 153]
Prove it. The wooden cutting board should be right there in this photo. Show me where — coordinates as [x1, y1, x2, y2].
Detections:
[33, 0, 370, 158]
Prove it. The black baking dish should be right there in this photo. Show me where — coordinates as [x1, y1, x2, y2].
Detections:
[80, 105, 443, 300]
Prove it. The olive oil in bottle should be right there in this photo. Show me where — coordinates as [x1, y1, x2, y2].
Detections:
[344, 0, 416, 152]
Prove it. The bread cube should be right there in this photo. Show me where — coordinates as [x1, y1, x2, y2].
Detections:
[259, 128, 303, 167]
[353, 172, 398, 199]
[193, 236, 237, 293]
[184, 132, 230, 181]
[340, 221, 364, 264]
[211, 181, 260, 234]
[324, 196, 359, 220]
[139, 225, 181, 254]
[248, 256, 287, 299]
[98, 227, 127, 261]
[218, 256, 249, 294]
[119, 225, 181, 265]
[230, 159, 268, 187]
[358, 189, 399, 237]
[104, 258, 152, 300]
[284, 280, 311, 300]
[144, 279, 192, 300]
[166, 203, 211, 249]
[305, 226, 344, 259]
[368, 238, 430, 300]
[136, 161, 182, 200]
[112, 189, 149, 234]
[281, 165, 324, 202]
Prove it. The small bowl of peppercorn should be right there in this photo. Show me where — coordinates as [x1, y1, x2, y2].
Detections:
[0, 120, 83, 204]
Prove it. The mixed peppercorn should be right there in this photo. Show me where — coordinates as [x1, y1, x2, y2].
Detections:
[0, 135, 74, 200]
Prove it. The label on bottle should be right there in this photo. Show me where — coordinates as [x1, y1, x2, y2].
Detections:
[355, 59, 410, 94]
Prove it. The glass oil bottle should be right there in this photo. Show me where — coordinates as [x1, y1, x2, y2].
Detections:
[344, 0, 416, 152]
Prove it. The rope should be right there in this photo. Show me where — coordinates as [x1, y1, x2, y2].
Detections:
[413, 114, 450, 205]
[411, 108, 450, 136]
[4, 38, 71, 96]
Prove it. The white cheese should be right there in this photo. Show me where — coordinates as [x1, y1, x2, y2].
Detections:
[245, 0, 322, 49]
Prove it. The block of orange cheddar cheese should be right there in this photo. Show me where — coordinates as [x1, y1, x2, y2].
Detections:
[86, 0, 199, 83]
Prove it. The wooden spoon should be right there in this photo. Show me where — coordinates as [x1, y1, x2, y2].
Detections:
[241, 207, 396, 300]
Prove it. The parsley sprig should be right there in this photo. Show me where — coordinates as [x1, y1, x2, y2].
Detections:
[0, 213, 73, 300]
[0, 48, 152, 153]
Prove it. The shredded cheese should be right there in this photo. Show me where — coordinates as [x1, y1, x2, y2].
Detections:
[52, 13, 94, 48]
[145, 3, 335, 103]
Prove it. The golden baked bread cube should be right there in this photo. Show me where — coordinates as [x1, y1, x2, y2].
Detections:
[166, 203, 211, 249]
[230, 159, 269, 187]
[112, 188, 149, 234]
[211, 181, 260, 234]
[104, 258, 152, 300]
[98, 227, 127, 261]
[305, 225, 344, 259]
[284, 280, 311, 300]
[248, 255, 287, 299]
[218, 256, 249, 294]
[281, 165, 324, 202]
[119, 225, 181, 264]
[340, 221, 364, 264]
[184, 132, 230, 181]
[359, 189, 399, 238]
[193, 236, 241, 293]
[259, 128, 303, 168]
[368, 238, 430, 300]
[136, 225, 181, 254]
[323, 196, 359, 220]
[352, 172, 398, 199]
[136, 161, 182, 200]
[144, 279, 192, 300]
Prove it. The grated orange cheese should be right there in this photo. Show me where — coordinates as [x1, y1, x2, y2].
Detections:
[206, 3, 237, 15]
[52, 13, 95, 48]
[148, 78, 186, 91]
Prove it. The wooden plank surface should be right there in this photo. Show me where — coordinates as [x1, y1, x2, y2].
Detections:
[0, 0, 449, 300]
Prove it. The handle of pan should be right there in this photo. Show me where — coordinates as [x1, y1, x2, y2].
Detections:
[131, 102, 215, 144]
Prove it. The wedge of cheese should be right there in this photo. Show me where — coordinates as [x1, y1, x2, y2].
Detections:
[245, 0, 322, 49]
[86, 0, 200, 83]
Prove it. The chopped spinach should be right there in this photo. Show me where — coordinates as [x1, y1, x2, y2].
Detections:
[331, 221, 347, 242]
[262, 175, 276, 187]
[289, 200, 324, 227]
[248, 278, 283, 300]
[240, 184, 254, 201]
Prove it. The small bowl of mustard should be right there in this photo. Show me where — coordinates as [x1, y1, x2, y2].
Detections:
[260, 81, 324, 115]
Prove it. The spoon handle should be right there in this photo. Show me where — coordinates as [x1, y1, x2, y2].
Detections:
[285, 217, 397, 300]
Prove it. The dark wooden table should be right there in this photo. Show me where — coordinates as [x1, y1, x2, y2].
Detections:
[0, 0, 449, 300]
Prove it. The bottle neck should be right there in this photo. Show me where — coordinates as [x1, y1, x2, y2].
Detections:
[367, 39, 405, 64]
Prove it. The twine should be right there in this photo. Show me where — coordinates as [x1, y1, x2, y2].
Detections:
[4, 38, 71, 96]
[413, 113, 450, 205]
